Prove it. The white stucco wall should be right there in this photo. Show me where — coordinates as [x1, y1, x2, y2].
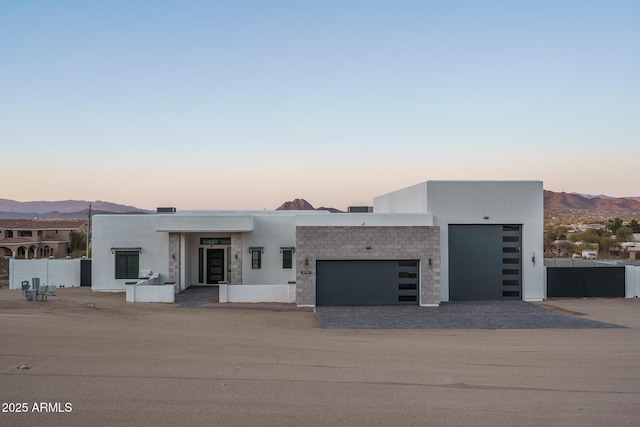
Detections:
[219, 283, 296, 303]
[241, 214, 298, 286]
[155, 213, 254, 232]
[374, 180, 545, 301]
[373, 182, 428, 213]
[10, 258, 82, 289]
[126, 283, 175, 303]
[92, 215, 169, 292]
[626, 265, 640, 298]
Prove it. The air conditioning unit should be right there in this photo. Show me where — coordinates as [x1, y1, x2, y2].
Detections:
[157, 207, 176, 214]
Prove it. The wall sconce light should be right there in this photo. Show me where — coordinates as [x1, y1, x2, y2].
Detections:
[172, 254, 176, 260]
[304, 258, 309, 266]
[365, 246, 372, 250]
[484, 216, 490, 220]
[532, 252, 536, 265]
[428, 258, 432, 268]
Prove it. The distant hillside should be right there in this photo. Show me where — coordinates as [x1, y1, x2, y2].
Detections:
[276, 198, 343, 213]
[545, 191, 640, 211]
[573, 192, 640, 203]
[545, 191, 596, 209]
[0, 198, 151, 219]
[545, 190, 640, 223]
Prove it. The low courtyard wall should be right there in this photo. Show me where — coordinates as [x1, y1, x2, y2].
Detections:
[9, 258, 82, 289]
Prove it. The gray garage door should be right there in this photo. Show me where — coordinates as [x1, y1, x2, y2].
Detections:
[316, 260, 419, 306]
[449, 225, 522, 300]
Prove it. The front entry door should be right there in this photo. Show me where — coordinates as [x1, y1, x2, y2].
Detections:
[206, 249, 225, 284]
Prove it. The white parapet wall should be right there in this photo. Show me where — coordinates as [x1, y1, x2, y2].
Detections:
[125, 283, 175, 303]
[218, 284, 296, 303]
[9, 258, 82, 289]
[626, 265, 640, 298]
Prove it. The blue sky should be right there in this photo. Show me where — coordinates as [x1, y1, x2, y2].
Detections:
[2, 1, 638, 210]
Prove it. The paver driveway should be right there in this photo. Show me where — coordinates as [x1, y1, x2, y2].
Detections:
[315, 300, 625, 329]
[176, 287, 624, 329]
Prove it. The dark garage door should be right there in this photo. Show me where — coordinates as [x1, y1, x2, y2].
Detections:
[316, 260, 419, 306]
[449, 225, 522, 300]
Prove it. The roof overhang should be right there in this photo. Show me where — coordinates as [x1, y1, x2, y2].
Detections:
[154, 214, 254, 232]
[111, 247, 142, 253]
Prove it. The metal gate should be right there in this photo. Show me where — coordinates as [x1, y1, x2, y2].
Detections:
[449, 225, 522, 300]
[547, 267, 625, 297]
[81, 259, 92, 286]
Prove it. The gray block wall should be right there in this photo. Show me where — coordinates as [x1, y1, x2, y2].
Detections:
[296, 226, 440, 306]
[230, 232, 242, 285]
[168, 233, 180, 291]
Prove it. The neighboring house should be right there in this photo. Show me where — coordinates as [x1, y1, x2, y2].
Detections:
[91, 180, 544, 306]
[0, 219, 87, 259]
[628, 234, 640, 261]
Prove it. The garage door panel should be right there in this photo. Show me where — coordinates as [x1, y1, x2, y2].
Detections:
[316, 260, 419, 306]
[449, 225, 522, 300]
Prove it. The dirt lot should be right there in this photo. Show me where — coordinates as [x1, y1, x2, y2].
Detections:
[1, 286, 639, 426]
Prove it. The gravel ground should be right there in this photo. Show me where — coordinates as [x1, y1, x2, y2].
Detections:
[1, 286, 639, 427]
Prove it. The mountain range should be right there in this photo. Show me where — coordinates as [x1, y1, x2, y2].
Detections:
[275, 198, 344, 213]
[0, 199, 151, 219]
[1, 191, 640, 219]
[544, 192, 640, 211]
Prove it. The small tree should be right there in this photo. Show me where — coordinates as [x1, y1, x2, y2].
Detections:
[599, 236, 613, 256]
[69, 231, 87, 257]
[545, 226, 569, 242]
[629, 219, 640, 233]
[569, 228, 602, 243]
[617, 226, 634, 242]
[606, 217, 624, 235]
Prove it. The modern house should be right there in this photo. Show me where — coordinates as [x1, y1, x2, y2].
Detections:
[0, 219, 87, 259]
[91, 180, 544, 305]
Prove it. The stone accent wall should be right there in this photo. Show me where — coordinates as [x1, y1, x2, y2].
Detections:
[168, 233, 181, 291]
[230, 233, 242, 285]
[296, 226, 440, 306]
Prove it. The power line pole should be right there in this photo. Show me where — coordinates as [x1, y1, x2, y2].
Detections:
[86, 204, 92, 258]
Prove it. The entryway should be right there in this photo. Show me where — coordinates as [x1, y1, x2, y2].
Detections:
[206, 249, 225, 284]
[176, 286, 219, 307]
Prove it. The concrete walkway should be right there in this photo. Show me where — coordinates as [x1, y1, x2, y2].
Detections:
[315, 300, 625, 329]
[175, 285, 219, 307]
